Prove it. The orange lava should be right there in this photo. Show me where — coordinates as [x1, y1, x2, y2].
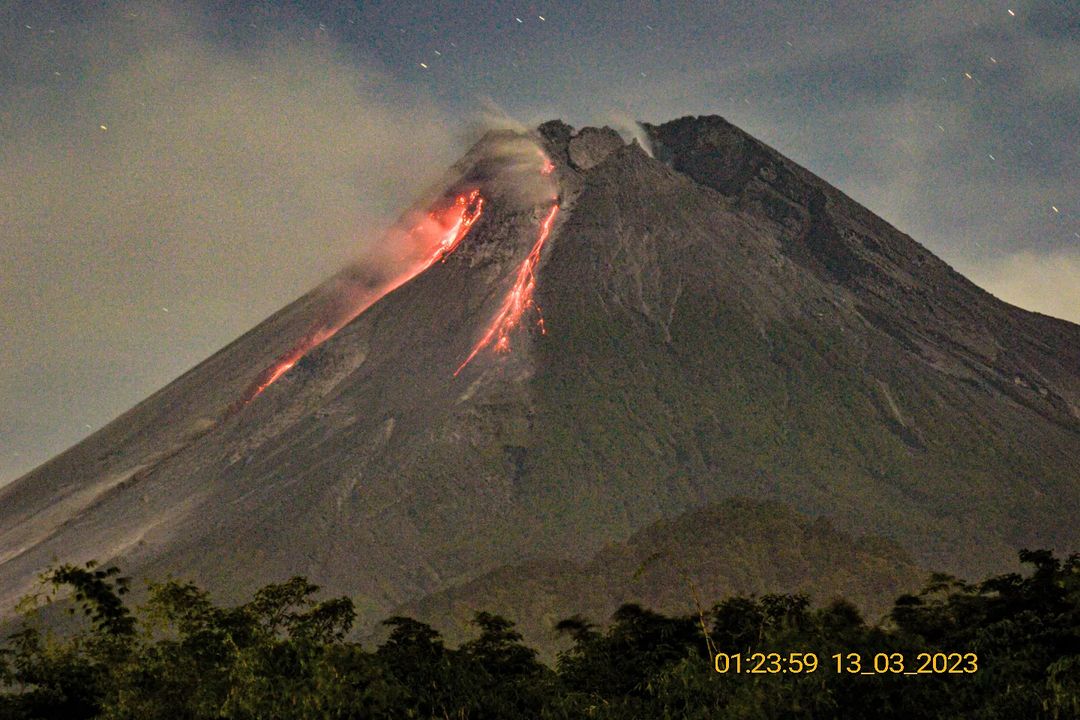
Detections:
[539, 149, 555, 175]
[455, 202, 560, 375]
[418, 190, 485, 269]
[238, 190, 484, 406]
[241, 325, 336, 402]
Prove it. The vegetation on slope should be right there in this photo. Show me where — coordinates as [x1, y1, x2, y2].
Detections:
[399, 500, 923, 654]
[1, 550, 1077, 719]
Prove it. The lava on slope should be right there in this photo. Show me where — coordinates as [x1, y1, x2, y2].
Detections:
[240, 140, 557, 401]
[6, 117, 1080, 649]
[237, 190, 484, 406]
[414, 190, 486, 271]
[539, 149, 555, 175]
[455, 201, 560, 375]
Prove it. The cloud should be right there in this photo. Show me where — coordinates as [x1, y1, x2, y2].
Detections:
[960, 248, 1080, 324]
[0, 4, 462, 485]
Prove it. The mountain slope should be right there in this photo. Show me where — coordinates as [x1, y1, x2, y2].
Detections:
[1, 116, 1077, 630]
[393, 499, 923, 655]
[507, 122, 1079, 581]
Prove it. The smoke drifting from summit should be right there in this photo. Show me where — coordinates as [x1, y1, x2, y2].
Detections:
[454, 100, 563, 207]
[0, 4, 464, 486]
[607, 113, 655, 158]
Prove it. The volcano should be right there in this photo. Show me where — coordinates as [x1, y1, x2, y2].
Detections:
[2, 116, 1078, 643]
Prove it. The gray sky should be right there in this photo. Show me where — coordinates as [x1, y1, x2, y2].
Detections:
[2, 0, 1077, 486]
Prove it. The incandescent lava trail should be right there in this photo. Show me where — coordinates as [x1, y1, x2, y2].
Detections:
[539, 149, 555, 175]
[414, 190, 485, 271]
[455, 201, 560, 376]
[236, 190, 484, 407]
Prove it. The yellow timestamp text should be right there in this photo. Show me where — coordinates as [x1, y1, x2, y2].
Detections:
[713, 652, 979, 675]
[832, 652, 978, 674]
[714, 652, 819, 674]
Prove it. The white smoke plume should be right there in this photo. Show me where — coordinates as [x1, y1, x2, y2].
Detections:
[606, 112, 655, 157]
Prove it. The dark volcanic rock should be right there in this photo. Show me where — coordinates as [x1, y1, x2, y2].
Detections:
[1, 115, 1077, 633]
[567, 126, 625, 171]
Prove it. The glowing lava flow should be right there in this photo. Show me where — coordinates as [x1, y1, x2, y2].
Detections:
[237, 190, 484, 406]
[455, 202, 560, 376]
[241, 326, 336, 401]
[418, 189, 485, 270]
[539, 149, 555, 175]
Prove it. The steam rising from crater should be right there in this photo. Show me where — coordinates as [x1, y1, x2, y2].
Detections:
[608, 113, 655, 158]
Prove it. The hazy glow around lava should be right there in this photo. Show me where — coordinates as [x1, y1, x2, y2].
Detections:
[238, 190, 485, 405]
[539, 149, 555, 175]
[416, 190, 485, 270]
[241, 140, 556, 400]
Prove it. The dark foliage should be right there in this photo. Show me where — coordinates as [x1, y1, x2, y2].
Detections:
[1, 550, 1077, 719]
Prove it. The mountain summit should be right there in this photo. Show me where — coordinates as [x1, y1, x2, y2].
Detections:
[2, 116, 1078, 637]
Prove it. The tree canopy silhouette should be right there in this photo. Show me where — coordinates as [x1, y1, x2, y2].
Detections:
[1, 550, 1077, 719]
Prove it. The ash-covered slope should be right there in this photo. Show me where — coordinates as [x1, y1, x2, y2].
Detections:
[0, 130, 559, 619]
[517, 118, 1080, 577]
[1, 116, 1078, 631]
